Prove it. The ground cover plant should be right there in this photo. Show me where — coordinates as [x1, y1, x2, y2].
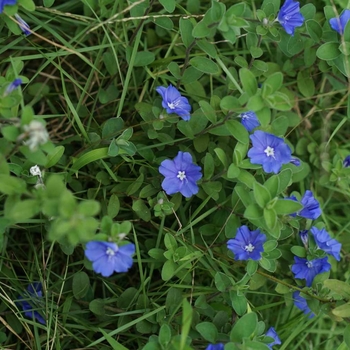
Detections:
[1, 0, 350, 349]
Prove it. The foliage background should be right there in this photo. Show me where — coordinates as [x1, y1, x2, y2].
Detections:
[1, 0, 350, 349]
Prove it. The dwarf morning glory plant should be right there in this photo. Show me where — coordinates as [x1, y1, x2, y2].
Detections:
[159, 151, 202, 198]
[299, 230, 309, 249]
[292, 291, 315, 318]
[239, 111, 260, 132]
[18, 282, 46, 325]
[266, 327, 282, 349]
[247, 130, 292, 174]
[291, 256, 331, 287]
[277, 0, 304, 36]
[85, 241, 135, 277]
[156, 85, 191, 121]
[310, 227, 341, 261]
[227, 225, 266, 261]
[329, 9, 350, 35]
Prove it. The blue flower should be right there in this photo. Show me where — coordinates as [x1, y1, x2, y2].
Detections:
[277, 0, 304, 36]
[239, 111, 260, 132]
[159, 151, 202, 198]
[156, 85, 191, 121]
[85, 241, 135, 277]
[18, 282, 46, 325]
[291, 256, 331, 286]
[0, 0, 17, 14]
[266, 327, 282, 349]
[299, 230, 309, 248]
[227, 225, 266, 261]
[292, 291, 315, 318]
[286, 191, 321, 220]
[343, 155, 350, 167]
[15, 14, 30, 36]
[310, 227, 341, 261]
[206, 344, 224, 350]
[5, 78, 22, 95]
[299, 191, 321, 220]
[330, 9, 350, 35]
[290, 157, 301, 166]
[247, 130, 292, 174]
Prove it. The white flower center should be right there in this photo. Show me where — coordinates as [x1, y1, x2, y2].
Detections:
[284, 15, 291, 21]
[241, 114, 248, 120]
[244, 243, 255, 253]
[106, 247, 116, 256]
[168, 102, 176, 109]
[177, 171, 186, 181]
[264, 146, 275, 158]
[306, 261, 313, 268]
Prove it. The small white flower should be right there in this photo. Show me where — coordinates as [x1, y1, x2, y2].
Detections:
[23, 120, 49, 151]
[30, 165, 42, 177]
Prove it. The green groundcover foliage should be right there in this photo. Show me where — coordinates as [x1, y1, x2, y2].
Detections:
[1, 0, 350, 349]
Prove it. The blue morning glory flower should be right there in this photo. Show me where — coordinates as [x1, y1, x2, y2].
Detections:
[291, 256, 331, 287]
[329, 9, 350, 35]
[227, 225, 266, 261]
[343, 155, 350, 167]
[85, 241, 135, 277]
[18, 282, 46, 325]
[159, 151, 202, 198]
[299, 191, 321, 220]
[290, 157, 301, 166]
[277, 0, 305, 36]
[266, 327, 282, 349]
[239, 111, 260, 132]
[299, 230, 309, 248]
[0, 0, 17, 13]
[15, 14, 30, 36]
[310, 227, 341, 261]
[206, 344, 224, 350]
[293, 291, 315, 318]
[5, 78, 22, 95]
[247, 130, 292, 174]
[286, 191, 321, 220]
[156, 85, 191, 121]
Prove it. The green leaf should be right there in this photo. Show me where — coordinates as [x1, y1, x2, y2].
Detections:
[107, 194, 119, 219]
[190, 57, 220, 74]
[214, 148, 228, 169]
[72, 271, 90, 299]
[89, 299, 106, 316]
[99, 328, 129, 350]
[290, 246, 306, 258]
[316, 42, 341, 61]
[262, 72, 283, 98]
[225, 120, 249, 144]
[195, 322, 218, 343]
[227, 163, 241, 178]
[8, 200, 40, 221]
[273, 199, 303, 215]
[46, 146, 65, 168]
[180, 299, 193, 349]
[215, 272, 233, 292]
[333, 302, 350, 317]
[239, 68, 257, 97]
[306, 19, 322, 43]
[204, 153, 214, 180]
[180, 18, 194, 47]
[18, 0, 36, 11]
[265, 91, 293, 111]
[253, 182, 271, 208]
[159, 0, 175, 12]
[230, 312, 258, 342]
[264, 175, 279, 198]
[264, 208, 277, 230]
[71, 148, 109, 173]
[277, 169, 292, 194]
[297, 70, 315, 98]
[132, 199, 151, 222]
[0, 175, 26, 195]
[102, 117, 124, 139]
[237, 170, 256, 189]
[199, 100, 217, 124]
[230, 290, 247, 316]
[344, 325, 350, 348]
[244, 204, 263, 220]
[159, 324, 172, 346]
[324, 280, 350, 299]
